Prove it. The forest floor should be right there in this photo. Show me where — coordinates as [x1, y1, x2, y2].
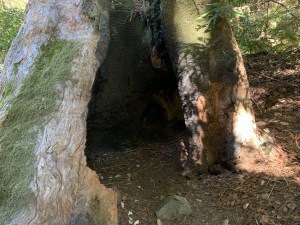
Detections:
[88, 53, 300, 225]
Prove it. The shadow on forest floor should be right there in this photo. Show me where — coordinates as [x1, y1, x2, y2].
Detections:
[88, 53, 300, 225]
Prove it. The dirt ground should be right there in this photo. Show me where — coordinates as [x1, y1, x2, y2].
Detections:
[88, 53, 300, 225]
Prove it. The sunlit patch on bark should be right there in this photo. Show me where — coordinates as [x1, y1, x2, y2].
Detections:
[234, 108, 257, 145]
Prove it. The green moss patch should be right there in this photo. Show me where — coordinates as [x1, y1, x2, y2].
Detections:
[0, 79, 14, 110]
[0, 40, 80, 224]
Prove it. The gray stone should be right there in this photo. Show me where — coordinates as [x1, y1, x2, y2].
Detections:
[156, 195, 192, 220]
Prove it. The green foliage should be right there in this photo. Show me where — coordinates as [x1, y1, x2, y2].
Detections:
[231, 0, 300, 54]
[198, 0, 300, 54]
[198, 3, 244, 30]
[0, 40, 80, 224]
[0, 0, 27, 72]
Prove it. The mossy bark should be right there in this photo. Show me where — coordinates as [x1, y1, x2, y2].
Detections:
[0, 41, 81, 224]
[161, 0, 257, 175]
[0, 0, 118, 224]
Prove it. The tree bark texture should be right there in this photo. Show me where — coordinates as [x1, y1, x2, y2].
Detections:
[0, 0, 118, 224]
[161, 0, 258, 175]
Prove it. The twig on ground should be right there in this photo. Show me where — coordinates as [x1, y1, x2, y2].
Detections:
[255, 217, 260, 225]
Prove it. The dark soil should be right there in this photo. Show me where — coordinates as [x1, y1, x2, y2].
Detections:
[88, 53, 300, 225]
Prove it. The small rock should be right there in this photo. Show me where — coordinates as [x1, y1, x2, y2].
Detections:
[261, 193, 269, 200]
[287, 202, 297, 211]
[243, 203, 249, 209]
[223, 219, 229, 225]
[156, 195, 192, 221]
[128, 211, 133, 216]
[133, 220, 140, 225]
[157, 218, 162, 225]
[261, 180, 265, 186]
[283, 207, 288, 212]
[136, 165, 140, 168]
[121, 202, 125, 208]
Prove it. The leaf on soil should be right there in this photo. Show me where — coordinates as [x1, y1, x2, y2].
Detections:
[223, 219, 229, 225]
[243, 203, 250, 209]
[157, 218, 162, 225]
[129, 217, 134, 224]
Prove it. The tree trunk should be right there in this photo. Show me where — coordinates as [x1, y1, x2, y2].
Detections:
[161, 0, 258, 175]
[0, 0, 259, 223]
[0, 0, 118, 224]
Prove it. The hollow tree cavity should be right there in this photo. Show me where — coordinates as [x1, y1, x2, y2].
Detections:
[85, 0, 185, 161]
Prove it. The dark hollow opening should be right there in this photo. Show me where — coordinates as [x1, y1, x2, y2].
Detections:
[85, 3, 185, 161]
